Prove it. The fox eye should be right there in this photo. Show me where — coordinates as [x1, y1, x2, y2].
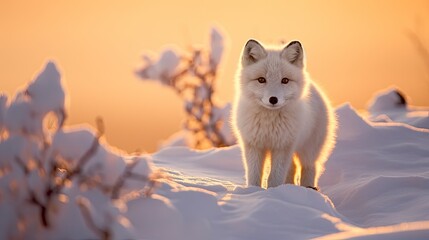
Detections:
[281, 78, 290, 84]
[257, 77, 266, 83]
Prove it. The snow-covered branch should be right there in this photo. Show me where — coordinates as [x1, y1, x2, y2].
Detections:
[0, 62, 162, 239]
[136, 27, 236, 149]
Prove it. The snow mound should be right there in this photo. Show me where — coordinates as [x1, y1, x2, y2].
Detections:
[214, 185, 348, 239]
[368, 87, 407, 113]
[336, 103, 372, 140]
[367, 87, 429, 129]
[321, 103, 429, 229]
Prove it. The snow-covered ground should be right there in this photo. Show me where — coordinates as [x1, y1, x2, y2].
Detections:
[151, 100, 429, 240]
[1, 62, 429, 239]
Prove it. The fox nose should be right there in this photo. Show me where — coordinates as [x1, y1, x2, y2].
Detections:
[269, 96, 278, 105]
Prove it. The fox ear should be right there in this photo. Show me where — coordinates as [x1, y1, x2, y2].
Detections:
[281, 41, 304, 68]
[242, 39, 267, 66]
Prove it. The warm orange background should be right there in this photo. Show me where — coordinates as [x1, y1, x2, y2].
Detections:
[1, 0, 428, 153]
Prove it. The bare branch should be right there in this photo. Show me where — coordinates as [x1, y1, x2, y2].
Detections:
[29, 117, 104, 228]
[77, 197, 111, 240]
[137, 31, 235, 149]
[111, 157, 140, 199]
[14, 156, 29, 175]
[111, 157, 165, 199]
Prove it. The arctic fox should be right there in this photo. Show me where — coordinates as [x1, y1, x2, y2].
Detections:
[232, 39, 336, 190]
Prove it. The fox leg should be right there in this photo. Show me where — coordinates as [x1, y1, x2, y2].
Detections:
[285, 158, 297, 185]
[268, 148, 293, 188]
[243, 143, 266, 187]
[297, 150, 321, 188]
[300, 164, 318, 187]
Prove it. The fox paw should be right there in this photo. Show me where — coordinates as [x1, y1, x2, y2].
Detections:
[306, 186, 319, 191]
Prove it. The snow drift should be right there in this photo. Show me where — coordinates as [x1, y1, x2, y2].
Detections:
[1, 62, 429, 239]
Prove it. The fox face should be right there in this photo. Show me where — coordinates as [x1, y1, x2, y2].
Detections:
[239, 40, 308, 109]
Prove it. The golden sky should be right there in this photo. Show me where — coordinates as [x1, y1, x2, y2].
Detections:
[1, 0, 428, 152]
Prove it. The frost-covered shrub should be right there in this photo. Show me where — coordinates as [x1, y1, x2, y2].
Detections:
[136, 28, 236, 149]
[0, 62, 162, 239]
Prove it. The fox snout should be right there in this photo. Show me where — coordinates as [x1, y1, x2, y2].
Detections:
[261, 95, 284, 109]
[269, 96, 278, 105]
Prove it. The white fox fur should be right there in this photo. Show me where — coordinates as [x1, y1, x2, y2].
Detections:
[232, 39, 336, 189]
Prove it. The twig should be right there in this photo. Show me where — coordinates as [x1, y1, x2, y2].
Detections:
[31, 118, 104, 228]
[111, 157, 140, 199]
[77, 197, 111, 240]
[111, 157, 165, 199]
[14, 156, 29, 175]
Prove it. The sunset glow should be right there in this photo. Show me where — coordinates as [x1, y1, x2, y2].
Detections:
[1, 0, 428, 152]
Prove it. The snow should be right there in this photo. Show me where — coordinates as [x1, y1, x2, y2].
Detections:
[148, 87, 429, 239]
[1, 62, 429, 239]
[136, 49, 180, 85]
[25, 61, 64, 116]
[209, 27, 224, 70]
[368, 88, 429, 129]
[368, 87, 407, 113]
[321, 103, 429, 228]
[3, 61, 65, 140]
[156, 49, 180, 78]
[0, 94, 7, 135]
